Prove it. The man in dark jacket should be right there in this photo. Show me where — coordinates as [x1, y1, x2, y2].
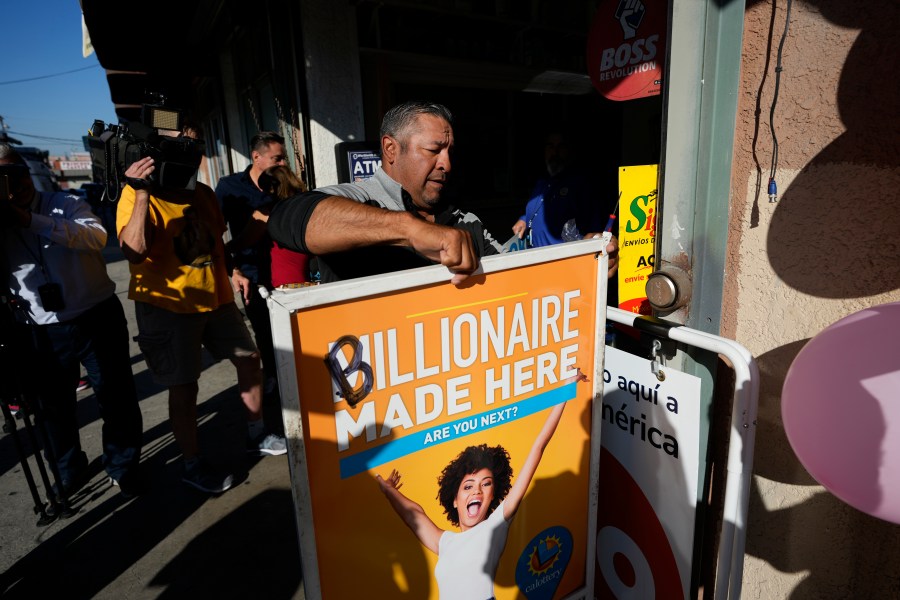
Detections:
[215, 131, 287, 394]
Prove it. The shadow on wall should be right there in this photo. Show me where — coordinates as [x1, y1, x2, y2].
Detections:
[745, 341, 900, 597]
[763, 0, 900, 298]
[740, 2, 900, 595]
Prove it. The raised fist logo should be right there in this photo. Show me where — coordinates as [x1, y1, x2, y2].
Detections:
[615, 0, 645, 40]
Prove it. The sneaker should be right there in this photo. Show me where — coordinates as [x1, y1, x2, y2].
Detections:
[109, 469, 145, 499]
[76, 378, 90, 392]
[182, 459, 233, 494]
[250, 433, 287, 456]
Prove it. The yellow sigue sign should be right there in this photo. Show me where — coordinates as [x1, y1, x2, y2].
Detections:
[617, 165, 658, 314]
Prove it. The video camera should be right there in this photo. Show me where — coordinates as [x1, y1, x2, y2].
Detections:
[87, 96, 205, 201]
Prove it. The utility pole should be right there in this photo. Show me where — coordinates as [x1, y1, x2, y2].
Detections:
[0, 115, 23, 145]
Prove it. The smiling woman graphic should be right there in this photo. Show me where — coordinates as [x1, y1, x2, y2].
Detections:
[377, 372, 584, 600]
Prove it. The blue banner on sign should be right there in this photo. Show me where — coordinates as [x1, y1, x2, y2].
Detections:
[339, 382, 577, 478]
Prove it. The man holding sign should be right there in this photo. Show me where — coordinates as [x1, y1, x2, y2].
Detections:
[266, 109, 611, 594]
[268, 102, 617, 284]
[269, 101, 499, 284]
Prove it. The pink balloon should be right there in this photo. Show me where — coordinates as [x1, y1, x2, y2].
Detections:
[782, 301, 900, 523]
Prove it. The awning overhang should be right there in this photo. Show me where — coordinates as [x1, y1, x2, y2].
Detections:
[80, 0, 217, 122]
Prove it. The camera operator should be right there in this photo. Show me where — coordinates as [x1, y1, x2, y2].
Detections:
[116, 126, 286, 495]
[0, 143, 143, 499]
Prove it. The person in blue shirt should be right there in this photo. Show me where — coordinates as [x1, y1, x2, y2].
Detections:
[512, 128, 609, 248]
[511, 128, 620, 312]
[215, 131, 287, 397]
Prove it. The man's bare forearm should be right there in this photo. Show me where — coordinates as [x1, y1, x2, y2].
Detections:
[269, 193, 478, 282]
[303, 196, 417, 254]
[119, 190, 152, 263]
[119, 157, 156, 263]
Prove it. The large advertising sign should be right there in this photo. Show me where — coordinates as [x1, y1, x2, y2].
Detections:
[596, 346, 702, 599]
[617, 165, 658, 315]
[270, 243, 608, 599]
[587, 0, 667, 101]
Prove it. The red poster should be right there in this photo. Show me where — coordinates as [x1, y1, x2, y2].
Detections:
[587, 0, 667, 101]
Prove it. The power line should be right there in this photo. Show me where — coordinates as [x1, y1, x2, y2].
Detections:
[7, 130, 83, 144]
[0, 64, 101, 86]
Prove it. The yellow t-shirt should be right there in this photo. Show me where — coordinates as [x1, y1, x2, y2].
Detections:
[116, 183, 234, 313]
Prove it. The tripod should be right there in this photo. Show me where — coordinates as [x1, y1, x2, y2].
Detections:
[0, 403, 70, 525]
[0, 301, 74, 525]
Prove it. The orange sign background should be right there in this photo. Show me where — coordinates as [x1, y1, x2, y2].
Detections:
[287, 253, 603, 599]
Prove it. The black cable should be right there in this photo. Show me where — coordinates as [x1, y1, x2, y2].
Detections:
[768, 0, 793, 182]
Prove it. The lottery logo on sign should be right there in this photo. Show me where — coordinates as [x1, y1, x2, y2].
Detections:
[516, 526, 573, 600]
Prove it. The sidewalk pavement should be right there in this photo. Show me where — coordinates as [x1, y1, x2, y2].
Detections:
[0, 241, 305, 599]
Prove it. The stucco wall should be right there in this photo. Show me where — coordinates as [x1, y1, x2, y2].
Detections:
[725, 0, 900, 596]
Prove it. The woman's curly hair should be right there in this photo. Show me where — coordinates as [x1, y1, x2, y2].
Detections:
[436, 444, 513, 527]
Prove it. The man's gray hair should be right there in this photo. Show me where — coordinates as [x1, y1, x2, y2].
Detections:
[380, 101, 453, 140]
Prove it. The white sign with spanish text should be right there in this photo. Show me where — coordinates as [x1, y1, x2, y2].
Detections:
[596, 346, 701, 599]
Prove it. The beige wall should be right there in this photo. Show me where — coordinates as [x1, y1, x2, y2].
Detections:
[725, 0, 900, 596]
